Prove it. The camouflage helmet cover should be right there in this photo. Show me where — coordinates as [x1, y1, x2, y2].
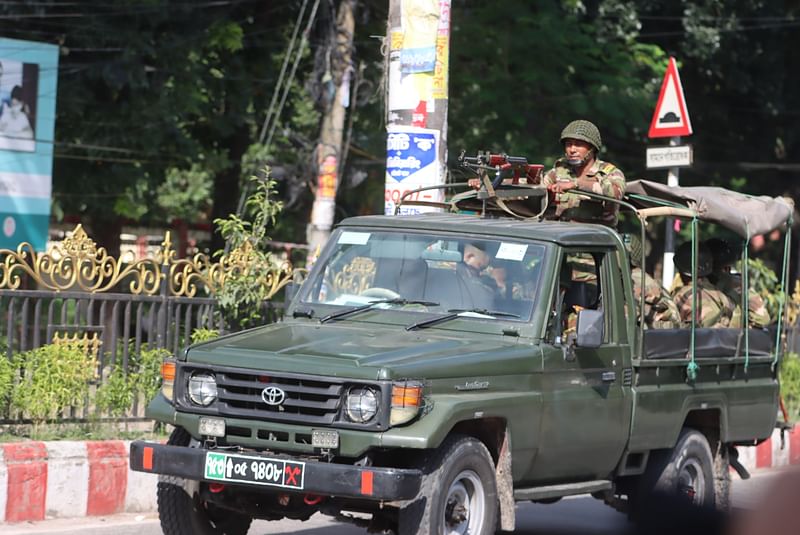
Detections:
[674, 241, 713, 278]
[560, 120, 602, 152]
[705, 238, 738, 271]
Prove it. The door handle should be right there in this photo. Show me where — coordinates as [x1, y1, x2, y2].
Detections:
[601, 371, 616, 383]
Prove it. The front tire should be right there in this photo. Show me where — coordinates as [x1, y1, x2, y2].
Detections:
[157, 427, 252, 535]
[398, 435, 498, 535]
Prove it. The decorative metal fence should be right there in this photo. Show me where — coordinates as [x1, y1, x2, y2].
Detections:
[0, 225, 299, 423]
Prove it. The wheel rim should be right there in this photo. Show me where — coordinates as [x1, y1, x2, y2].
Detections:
[677, 458, 706, 504]
[442, 469, 485, 535]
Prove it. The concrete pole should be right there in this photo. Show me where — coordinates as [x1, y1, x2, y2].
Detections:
[661, 136, 681, 289]
[307, 0, 356, 258]
[385, 0, 451, 215]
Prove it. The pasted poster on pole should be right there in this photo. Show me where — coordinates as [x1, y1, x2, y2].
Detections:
[384, 126, 442, 216]
[0, 37, 59, 251]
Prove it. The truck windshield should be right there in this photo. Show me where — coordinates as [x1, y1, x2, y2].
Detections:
[300, 229, 546, 322]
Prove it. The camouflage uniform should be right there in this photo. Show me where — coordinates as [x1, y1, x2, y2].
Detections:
[718, 273, 771, 328]
[541, 158, 626, 227]
[671, 278, 737, 328]
[704, 238, 771, 329]
[631, 267, 681, 329]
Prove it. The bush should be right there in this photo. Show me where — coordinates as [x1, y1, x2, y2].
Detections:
[213, 168, 284, 330]
[95, 345, 170, 417]
[11, 343, 96, 423]
[781, 353, 800, 418]
[191, 328, 220, 344]
[0, 352, 14, 407]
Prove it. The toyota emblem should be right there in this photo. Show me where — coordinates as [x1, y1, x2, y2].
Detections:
[261, 386, 286, 406]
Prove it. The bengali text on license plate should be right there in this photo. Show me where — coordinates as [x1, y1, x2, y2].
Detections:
[204, 452, 305, 489]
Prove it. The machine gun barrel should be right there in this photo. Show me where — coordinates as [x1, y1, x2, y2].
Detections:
[458, 150, 544, 187]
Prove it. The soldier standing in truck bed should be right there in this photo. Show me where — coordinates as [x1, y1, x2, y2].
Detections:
[541, 120, 627, 228]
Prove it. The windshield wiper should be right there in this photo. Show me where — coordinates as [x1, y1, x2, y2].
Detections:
[405, 308, 520, 331]
[319, 299, 440, 324]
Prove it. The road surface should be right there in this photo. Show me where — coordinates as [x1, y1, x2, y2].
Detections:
[2, 468, 790, 535]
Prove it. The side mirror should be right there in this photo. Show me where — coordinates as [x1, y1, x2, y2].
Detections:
[576, 309, 604, 348]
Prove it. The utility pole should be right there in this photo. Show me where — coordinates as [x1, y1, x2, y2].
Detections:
[385, 0, 451, 216]
[307, 0, 356, 257]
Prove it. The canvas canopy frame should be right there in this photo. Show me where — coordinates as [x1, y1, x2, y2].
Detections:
[395, 179, 792, 378]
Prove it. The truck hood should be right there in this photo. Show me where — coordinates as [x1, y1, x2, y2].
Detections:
[185, 320, 535, 380]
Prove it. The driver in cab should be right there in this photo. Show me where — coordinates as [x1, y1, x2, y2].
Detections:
[457, 242, 500, 310]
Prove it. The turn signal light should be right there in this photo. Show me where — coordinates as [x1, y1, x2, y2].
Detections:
[390, 382, 423, 426]
[161, 358, 176, 401]
[392, 384, 422, 408]
[161, 361, 176, 381]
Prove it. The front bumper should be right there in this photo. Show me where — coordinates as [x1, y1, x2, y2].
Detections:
[129, 440, 422, 501]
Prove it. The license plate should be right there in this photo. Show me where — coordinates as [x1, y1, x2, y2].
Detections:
[204, 451, 305, 490]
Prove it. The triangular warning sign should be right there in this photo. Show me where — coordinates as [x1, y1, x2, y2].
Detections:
[648, 57, 692, 138]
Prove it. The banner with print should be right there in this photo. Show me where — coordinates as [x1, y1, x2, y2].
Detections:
[384, 126, 442, 215]
[0, 37, 59, 251]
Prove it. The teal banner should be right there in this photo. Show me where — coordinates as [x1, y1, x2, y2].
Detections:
[0, 37, 59, 251]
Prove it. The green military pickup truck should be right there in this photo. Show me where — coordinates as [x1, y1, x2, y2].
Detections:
[130, 181, 793, 535]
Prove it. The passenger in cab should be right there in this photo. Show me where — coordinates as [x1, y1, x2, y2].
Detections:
[624, 234, 680, 329]
[671, 242, 736, 328]
[705, 238, 770, 328]
[541, 120, 627, 228]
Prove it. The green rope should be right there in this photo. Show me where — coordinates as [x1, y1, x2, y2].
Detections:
[774, 225, 792, 371]
[743, 221, 750, 373]
[688, 217, 699, 382]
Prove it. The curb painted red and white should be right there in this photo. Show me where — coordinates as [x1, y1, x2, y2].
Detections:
[0, 427, 798, 523]
[0, 440, 156, 523]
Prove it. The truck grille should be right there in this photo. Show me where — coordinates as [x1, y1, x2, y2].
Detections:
[197, 366, 346, 425]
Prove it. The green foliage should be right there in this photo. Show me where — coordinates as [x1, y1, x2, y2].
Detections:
[95, 346, 170, 417]
[448, 0, 667, 173]
[94, 371, 135, 418]
[156, 164, 214, 221]
[191, 328, 221, 344]
[743, 257, 784, 321]
[0, 354, 14, 407]
[213, 168, 284, 330]
[11, 344, 96, 424]
[781, 353, 800, 418]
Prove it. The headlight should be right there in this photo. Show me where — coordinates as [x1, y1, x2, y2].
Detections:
[188, 372, 218, 406]
[344, 386, 379, 423]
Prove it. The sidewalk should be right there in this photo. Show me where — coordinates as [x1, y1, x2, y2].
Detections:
[0, 426, 798, 524]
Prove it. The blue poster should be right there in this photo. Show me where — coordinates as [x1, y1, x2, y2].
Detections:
[400, 46, 436, 74]
[385, 127, 441, 216]
[0, 37, 59, 251]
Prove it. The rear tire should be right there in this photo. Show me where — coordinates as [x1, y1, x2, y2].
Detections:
[398, 435, 498, 535]
[157, 427, 252, 535]
[638, 428, 716, 507]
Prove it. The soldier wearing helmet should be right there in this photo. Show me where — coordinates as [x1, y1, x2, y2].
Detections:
[705, 238, 770, 328]
[541, 120, 627, 228]
[670, 241, 736, 328]
[624, 234, 680, 329]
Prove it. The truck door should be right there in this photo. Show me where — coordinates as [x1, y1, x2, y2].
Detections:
[531, 248, 632, 482]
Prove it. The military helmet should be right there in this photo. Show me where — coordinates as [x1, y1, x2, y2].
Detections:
[674, 242, 713, 278]
[560, 120, 602, 152]
[705, 238, 738, 271]
[623, 234, 644, 268]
